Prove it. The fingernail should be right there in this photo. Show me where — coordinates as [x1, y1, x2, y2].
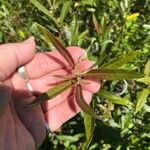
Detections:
[23, 36, 35, 44]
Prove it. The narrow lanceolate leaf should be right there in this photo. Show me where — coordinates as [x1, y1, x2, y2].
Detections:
[83, 109, 95, 149]
[24, 80, 73, 108]
[101, 51, 143, 69]
[92, 14, 101, 35]
[99, 90, 129, 106]
[30, 0, 52, 18]
[36, 24, 75, 69]
[81, 69, 144, 81]
[144, 59, 150, 76]
[135, 88, 150, 114]
[60, 0, 72, 23]
[30, 0, 59, 31]
[75, 84, 101, 120]
[136, 77, 150, 85]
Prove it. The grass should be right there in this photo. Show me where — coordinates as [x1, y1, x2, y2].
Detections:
[0, 0, 150, 149]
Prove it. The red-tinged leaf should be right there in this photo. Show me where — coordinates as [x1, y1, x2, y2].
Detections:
[36, 24, 75, 69]
[75, 84, 101, 120]
[92, 14, 101, 35]
[81, 69, 144, 81]
[24, 80, 73, 108]
[53, 74, 74, 80]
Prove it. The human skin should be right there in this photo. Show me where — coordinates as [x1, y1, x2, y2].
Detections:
[0, 37, 100, 150]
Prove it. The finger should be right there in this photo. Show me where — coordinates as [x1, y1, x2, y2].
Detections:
[25, 46, 86, 79]
[44, 90, 92, 131]
[0, 37, 36, 81]
[11, 73, 46, 147]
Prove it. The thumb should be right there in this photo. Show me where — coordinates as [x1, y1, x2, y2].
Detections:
[0, 37, 36, 81]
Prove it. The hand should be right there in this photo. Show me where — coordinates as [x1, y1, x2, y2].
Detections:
[0, 37, 46, 150]
[0, 37, 100, 150]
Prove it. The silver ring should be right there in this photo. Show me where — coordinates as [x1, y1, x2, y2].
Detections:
[17, 66, 29, 82]
[17, 66, 33, 92]
[45, 121, 52, 137]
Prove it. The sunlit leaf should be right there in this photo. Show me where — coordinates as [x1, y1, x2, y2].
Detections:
[144, 59, 150, 76]
[36, 24, 75, 69]
[75, 84, 101, 119]
[121, 113, 133, 129]
[24, 80, 73, 108]
[126, 13, 140, 21]
[99, 90, 129, 106]
[101, 51, 143, 69]
[60, 0, 72, 23]
[109, 119, 120, 128]
[83, 106, 95, 149]
[136, 77, 150, 85]
[81, 69, 143, 80]
[30, 0, 59, 31]
[135, 88, 150, 114]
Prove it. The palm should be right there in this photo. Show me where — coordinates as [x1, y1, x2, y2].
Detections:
[24, 47, 100, 131]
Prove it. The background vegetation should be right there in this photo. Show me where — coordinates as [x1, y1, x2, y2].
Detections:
[0, 0, 150, 149]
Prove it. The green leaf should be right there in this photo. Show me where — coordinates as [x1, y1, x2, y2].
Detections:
[30, 0, 59, 31]
[24, 80, 73, 108]
[135, 88, 150, 114]
[36, 24, 75, 69]
[144, 59, 150, 76]
[83, 108, 95, 149]
[101, 50, 143, 69]
[60, 0, 72, 23]
[56, 135, 79, 143]
[136, 77, 150, 85]
[99, 90, 129, 105]
[121, 113, 133, 129]
[77, 30, 89, 45]
[81, 69, 144, 81]
[30, 0, 52, 18]
[75, 84, 101, 119]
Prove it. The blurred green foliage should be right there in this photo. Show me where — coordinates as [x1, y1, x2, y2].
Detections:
[0, 0, 150, 149]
